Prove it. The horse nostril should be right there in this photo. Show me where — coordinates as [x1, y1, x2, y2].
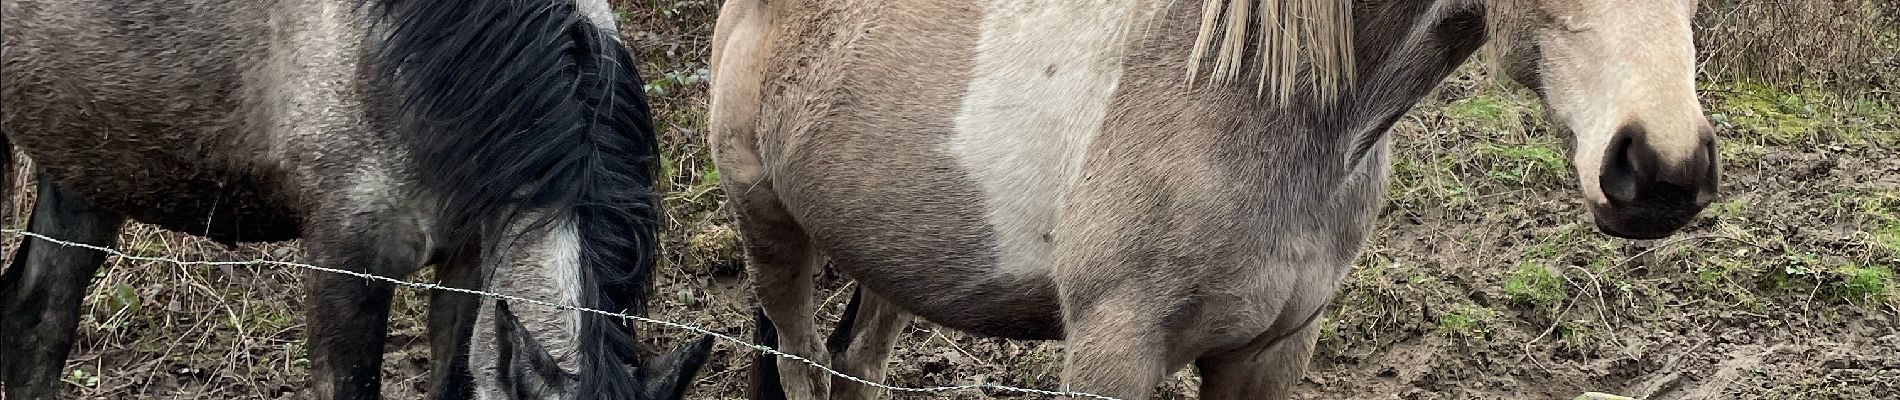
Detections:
[1598, 124, 1653, 205]
[1693, 131, 1720, 205]
[1590, 124, 1720, 239]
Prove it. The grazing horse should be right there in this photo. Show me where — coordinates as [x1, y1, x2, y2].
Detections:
[0, 0, 712, 399]
[710, 0, 1718, 399]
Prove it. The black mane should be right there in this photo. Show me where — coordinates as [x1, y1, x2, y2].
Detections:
[368, 1, 661, 398]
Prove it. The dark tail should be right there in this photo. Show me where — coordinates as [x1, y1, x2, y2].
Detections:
[2, 130, 13, 227]
[826, 286, 864, 357]
[368, 0, 670, 398]
[748, 308, 788, 400]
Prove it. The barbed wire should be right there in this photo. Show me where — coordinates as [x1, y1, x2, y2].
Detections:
[1, 228, 1125, 400]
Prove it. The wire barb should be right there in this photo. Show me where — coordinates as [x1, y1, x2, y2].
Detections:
[1, 228, 1126, 400]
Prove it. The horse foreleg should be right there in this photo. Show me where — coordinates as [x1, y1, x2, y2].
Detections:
[302, 214, 428, 400]
[731, 183, 829, 400]
[1059, 296, 1172, 399]
[826, 287, 910, 400]
[1193, 315, 1321, 400]
[0, 178, 125, 399]
[425, 246, 483, 400]
[747, 232, 829, 399]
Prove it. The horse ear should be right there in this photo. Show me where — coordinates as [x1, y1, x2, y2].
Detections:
[494, 300, 567, 382]
[640, 335, 715, 400]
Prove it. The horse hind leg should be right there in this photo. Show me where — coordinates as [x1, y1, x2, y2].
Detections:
[826, 287, 911, 400]
[1193, 316, 1322, 400]
[0, 177, 126, 399]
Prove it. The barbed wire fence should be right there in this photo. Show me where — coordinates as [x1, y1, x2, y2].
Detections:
[1, 228, 1126, 400]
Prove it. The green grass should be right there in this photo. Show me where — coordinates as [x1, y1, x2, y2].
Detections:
[1710, 199, 1750, 221]
[1824, 188, 1900, 255]
[1835, 264, 1894, 303]
[1875, 224, 1900, 255]
[1838, 98, 1900, 146]
[1704, 82, 1900, 146]
[1696, 257, 1745, 289]
[1768, 252, 1821, 290]
[1853, 191, 1900, 254]
[1443, 93, 1528, 133]
[1436, 304, 1494, 341]
[1557, 320, 1597, 350]
[1475, 140, 1569, 185]
[1717, 139, 1768, 164]
[1387, 155, 1475, 208]
[1503, 263, 1568, 308]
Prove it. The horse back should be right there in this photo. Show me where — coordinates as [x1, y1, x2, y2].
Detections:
[0, 0, 344, 243]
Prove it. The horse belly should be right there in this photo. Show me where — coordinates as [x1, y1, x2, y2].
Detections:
[758, 0, 1083, 340]
[780, 145, 1065, 339]
[54, 167, 303, 244]
[772, 80, 1069, 338]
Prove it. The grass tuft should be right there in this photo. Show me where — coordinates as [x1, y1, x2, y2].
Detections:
[1436, 304, 1494, 341]
[1835, 264, 1894, 303]
[1503, 263, 1568, 308]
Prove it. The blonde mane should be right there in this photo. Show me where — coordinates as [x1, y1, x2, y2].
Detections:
[1186, 0, 1355, 103]
[1186, 0, 1531, 102]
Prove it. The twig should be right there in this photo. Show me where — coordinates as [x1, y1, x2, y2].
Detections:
[929, 329, 994, 368]
[1612, 234, 1774, 273]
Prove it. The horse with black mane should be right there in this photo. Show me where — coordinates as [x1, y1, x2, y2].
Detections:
[0, 0, 710, 399]
[712, 0, 1720, 399]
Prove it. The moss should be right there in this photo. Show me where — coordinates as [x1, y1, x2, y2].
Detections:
[1444, 93, 1525, 132]
[1707, 82, 1828, 144]
[1705, 82, 1900, 146]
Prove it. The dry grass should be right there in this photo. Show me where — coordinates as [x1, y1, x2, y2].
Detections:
[1695, 0, 1899, 97]
[3, 161, 437, 398]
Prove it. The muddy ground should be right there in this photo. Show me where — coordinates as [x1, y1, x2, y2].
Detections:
[18, 1, 1899, 399]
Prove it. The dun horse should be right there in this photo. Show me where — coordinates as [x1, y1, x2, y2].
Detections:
[711, 0, 1718, 399]
[0, 0, 711, 399]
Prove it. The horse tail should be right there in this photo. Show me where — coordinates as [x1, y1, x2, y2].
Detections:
[368, 0, 662, 397]
[747, 307, 788, 400]
[2, 130, 16, 227]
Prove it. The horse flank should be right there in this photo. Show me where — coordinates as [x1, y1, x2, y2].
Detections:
[1480, 0, 1528, 77]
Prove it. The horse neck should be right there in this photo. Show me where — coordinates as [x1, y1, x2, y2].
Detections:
[1109, 0, 1489, 173]
[1331, 0, 1491, 167]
